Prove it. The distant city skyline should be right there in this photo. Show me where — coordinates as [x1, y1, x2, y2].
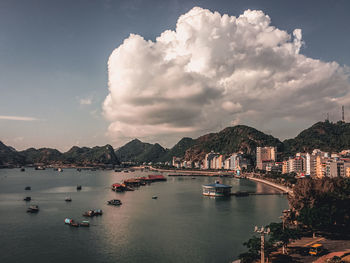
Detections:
[1, 0, 350, 151]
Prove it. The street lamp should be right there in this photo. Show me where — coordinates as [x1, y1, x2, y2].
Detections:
[254, 226, 270, 263]
[279, 209, 290, 254]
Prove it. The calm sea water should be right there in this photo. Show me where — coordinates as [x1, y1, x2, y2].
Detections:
[0, 168, 288, 263]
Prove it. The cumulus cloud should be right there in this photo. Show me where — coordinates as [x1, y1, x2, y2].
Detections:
[103, 7, 350, 146]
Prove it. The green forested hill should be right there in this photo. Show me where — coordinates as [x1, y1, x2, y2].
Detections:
[283, 121, 350, 156]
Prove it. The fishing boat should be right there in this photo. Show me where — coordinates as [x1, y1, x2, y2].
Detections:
[107, 199, 122, 206]
[64, 218, 73, 224]
[27, 205, 39, 213]
[79, 221, 90, 227]
[70, 221, 79, 227]
[25, 186, 31, 190]
[65, 197, 72, 202]
[23, 196, 31, 201]
[94, 209, 103, 216]
[83, 210, 95, 217]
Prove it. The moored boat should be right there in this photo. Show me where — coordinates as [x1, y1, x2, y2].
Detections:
[23, 196, 31, 201]
[76, 185, 82, 190]
[94, 209, 103, 216]
[27, 205, 39, 213]
[83, 210, 95, 217]
[65, 197, 72, 202]
[107, 199, 122, 206]
[25, 186, 31, 190]
[152, 196, 158, 199]
[20, 168, 25, 172]
[79, 221, 90, 227]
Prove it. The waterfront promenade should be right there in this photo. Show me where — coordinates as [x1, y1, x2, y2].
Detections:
[245, 174, 293, 195]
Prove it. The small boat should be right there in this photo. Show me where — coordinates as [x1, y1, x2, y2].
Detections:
[64, 218, 73, 224]
[191, 177, 196, 179]
[57, 168, 63, 172]
[123, 170, 129, 173]
[70, 221, 79, 227]
[35, 166, 45, 170]
[94, 209, 103, 216]
[20, 168, 25, 172]
[25, 186, 31, 190]
[24, 196, 31, 201]
[83, 210, 95, 217]
[65, 197, 72, 202]
[79, 221, 90, 227]
[77, 168, 82, 172]
[90, 168, 97, 171]
[152, 196, 158, 199]
[76, 185, 82, 190]
[114, 169, 122, 172]
[107, 199, 122, 206]
[27, 205, 39, 213]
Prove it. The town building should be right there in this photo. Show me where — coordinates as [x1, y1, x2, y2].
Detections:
[256, 146, 277, 170]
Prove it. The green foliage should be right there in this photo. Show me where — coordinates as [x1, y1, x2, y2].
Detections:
[63, 145, 119, 164]
[289, 177, 350, 233]
[239, 234, 275, 263]
[115, 139, 168, 163]
[239, 236, 261, 263]
[268, 222, 301, 247]
[283, 121, 350, 156]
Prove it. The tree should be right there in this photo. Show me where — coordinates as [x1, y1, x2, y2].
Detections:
[268, 222, 301, 253]
[289, 177, 350, 235]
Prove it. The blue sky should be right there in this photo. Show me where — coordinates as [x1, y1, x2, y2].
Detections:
[1, 0, 350, 151]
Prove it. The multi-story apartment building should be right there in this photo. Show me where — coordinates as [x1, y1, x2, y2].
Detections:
[256, 146, 277, 170]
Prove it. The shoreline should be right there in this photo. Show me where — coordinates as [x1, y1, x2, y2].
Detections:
[245, 176, 293, 195]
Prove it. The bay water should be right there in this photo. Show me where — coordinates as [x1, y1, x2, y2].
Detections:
[0, 168, 288, 263]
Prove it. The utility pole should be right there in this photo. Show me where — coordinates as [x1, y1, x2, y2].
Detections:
[279, 209, 290, 254]
[254, 226, 270, 263]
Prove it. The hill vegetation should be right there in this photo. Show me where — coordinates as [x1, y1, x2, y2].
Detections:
[2, 121, 350, 166]
[283, 121, 350, 156]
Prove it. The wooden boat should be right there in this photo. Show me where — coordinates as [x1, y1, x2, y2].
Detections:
[83, 210, 95, 217]
[24, 196, 31, 201]
[79, 221, 90, 227]
[70, 221, 79, 227]
[107, 199, 122, 206]
[27, 205, 39, 213]
[25, 186, 31, 190]
[94, 209, 103, 216]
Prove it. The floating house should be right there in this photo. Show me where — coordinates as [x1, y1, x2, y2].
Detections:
[202, 181, 232, 197]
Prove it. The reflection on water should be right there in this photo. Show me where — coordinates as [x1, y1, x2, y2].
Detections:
[0, 168, 288, 263]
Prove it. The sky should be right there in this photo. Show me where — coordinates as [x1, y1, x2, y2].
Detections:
[1, 0, 350, 151]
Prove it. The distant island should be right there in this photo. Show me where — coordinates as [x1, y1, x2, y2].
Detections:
[1, 120, 350, 168]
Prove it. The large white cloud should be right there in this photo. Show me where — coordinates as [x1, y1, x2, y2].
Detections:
[103, 7, 350, 146]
